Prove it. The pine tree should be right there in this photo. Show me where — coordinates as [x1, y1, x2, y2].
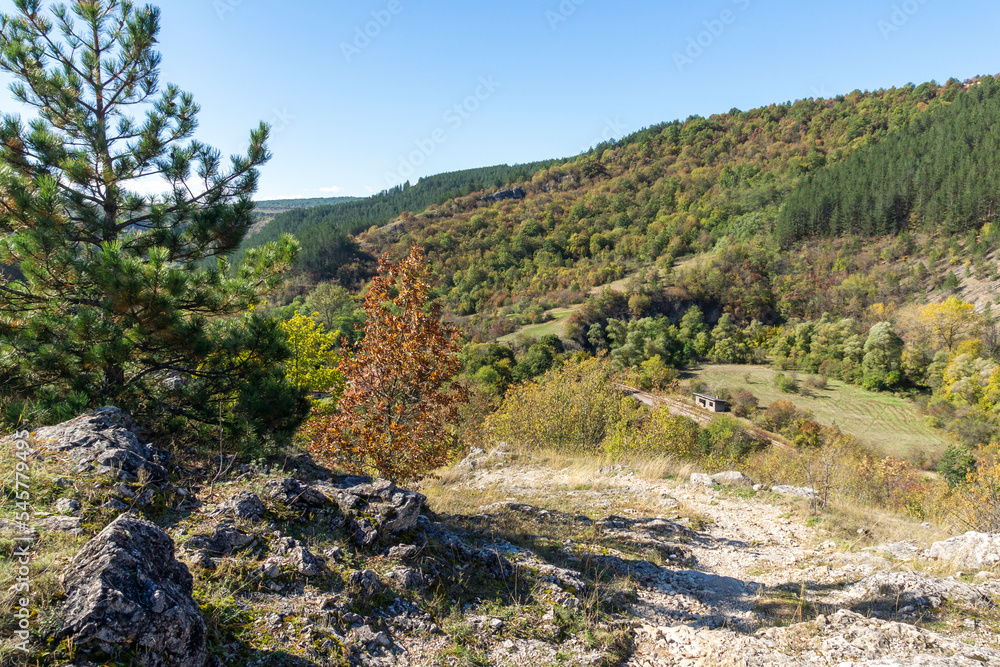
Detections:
[0, 0, 308, 441]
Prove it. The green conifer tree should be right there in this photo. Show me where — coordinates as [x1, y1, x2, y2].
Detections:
[0, 0, 308, 442]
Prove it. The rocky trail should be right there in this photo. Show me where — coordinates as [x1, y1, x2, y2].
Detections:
[5, 409, 1000, 666]
[445, 447, 1000, 666]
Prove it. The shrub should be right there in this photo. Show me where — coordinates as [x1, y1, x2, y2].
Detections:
[487, 355, 625, 453]
[729, 390, 759, 419]
[937, 444, 977, 488]
[756, 400, 812, 435]
[603, 407, 703, 459]
[773, 373, 799, 394]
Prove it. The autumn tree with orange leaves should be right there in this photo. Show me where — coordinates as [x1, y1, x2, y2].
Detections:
[304, 247, 464, 482]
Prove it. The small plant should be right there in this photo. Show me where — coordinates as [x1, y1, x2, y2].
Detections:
[774, 373, 799, 394]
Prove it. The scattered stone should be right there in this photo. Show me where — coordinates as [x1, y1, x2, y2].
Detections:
[866, 539, 922, 560]
[36, 515, 84, 535]
[712, 471, 753, 487]
[185, 522, 255, 555]
[55, 497, 82, 514]
[348, 569, 383, 597]
[263, 478, 330, 507]
[319, 476, 425, 546]
[927, 531, 1000, 569]
[212, 490, 265, 522]
[385, 544, 420, 561]
[265, 535, 324, 577]
[57, 514, 206, 667]
[32, 407, 169, 482]
[690, 473, 718, 487]
[387, 566, 427, 591]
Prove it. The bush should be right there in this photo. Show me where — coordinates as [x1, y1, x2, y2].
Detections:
[773, 373, 799, 394]
[729, 390, 759, 419]
[603, 407, 702, 459]
[937, 444, 977, 487]
[487, 356, 625, 453]
[756, 400, 813, 436]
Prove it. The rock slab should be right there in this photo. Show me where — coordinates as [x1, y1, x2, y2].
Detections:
[58, 514, 207, 667]
[33, 407, 168, 482]
[927, 531, 1000, 569]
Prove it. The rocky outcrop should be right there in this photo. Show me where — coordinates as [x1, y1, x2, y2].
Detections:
[324, 477, 425, 546]
[57, 514, 206, 667]
[477, 186, 525, 205]
[212, 490, 266, 522]
[32, 407, 168, 482]
[635, 608, 1000, 666]
[926, 531, 1000, 569]
[690, 473, 718, 487]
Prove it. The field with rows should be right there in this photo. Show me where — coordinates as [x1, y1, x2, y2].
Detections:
[688, 364, 952, 463]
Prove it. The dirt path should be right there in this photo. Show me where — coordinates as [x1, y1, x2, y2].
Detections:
[439, 451, 1000, 666]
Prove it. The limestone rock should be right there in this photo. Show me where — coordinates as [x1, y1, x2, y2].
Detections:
[926, 531, 1000, 569]
[57, 514, 206, 667]
[32, 407, 168, 482]
[55, 497, 82, 514]
[186, 522, 255, 555]
[212, 490, 266, 522]
[264, 535, 324, 577]
[36, 515, 84, 535]
[712, 471, 753, 487]
[319, 476, 425, 546]
[262, 478, 330, 507]
[690, 473, 718, 487]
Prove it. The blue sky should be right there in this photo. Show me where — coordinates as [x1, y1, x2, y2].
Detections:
[0, 0, 998, 199]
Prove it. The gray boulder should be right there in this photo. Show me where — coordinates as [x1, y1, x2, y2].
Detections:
[33, 407, 168, 482]
[320, 476, 425, 546]
[186, 522, 256, 555]
[57, 514, 206, 667]
[711, 471, 753, 487]
[927, 531, 1000, 569]
[263, 478, 330, 507]
[690, 473, 718, 487]
[212, 490, 266, 522]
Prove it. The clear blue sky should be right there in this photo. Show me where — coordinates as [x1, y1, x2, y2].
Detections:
[0, 0, 998, 200]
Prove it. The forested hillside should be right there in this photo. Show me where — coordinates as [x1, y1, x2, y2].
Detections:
[778, 77, 1000, 243]
[237, 160, 567, 282]
[349, 77, 988, 336]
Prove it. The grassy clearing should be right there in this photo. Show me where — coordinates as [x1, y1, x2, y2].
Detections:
[499, 308, 578, 344]
[687, 364, 950, 461]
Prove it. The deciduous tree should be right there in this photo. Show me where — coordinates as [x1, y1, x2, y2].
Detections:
[304, 247, 463, 482]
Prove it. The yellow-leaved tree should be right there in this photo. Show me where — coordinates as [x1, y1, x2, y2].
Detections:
[303, 247, 464, 482]
[280, 313, 345, 406]
[919, 297, 981, 352]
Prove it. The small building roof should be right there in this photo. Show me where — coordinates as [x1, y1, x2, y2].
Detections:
[693, 393, 726, 402]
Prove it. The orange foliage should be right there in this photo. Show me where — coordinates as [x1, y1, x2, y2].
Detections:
[303, 246, 464, 482]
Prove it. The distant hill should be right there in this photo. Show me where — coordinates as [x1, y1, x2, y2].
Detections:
[236, 160, 568, 280]
[248, 196, 358, 237]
